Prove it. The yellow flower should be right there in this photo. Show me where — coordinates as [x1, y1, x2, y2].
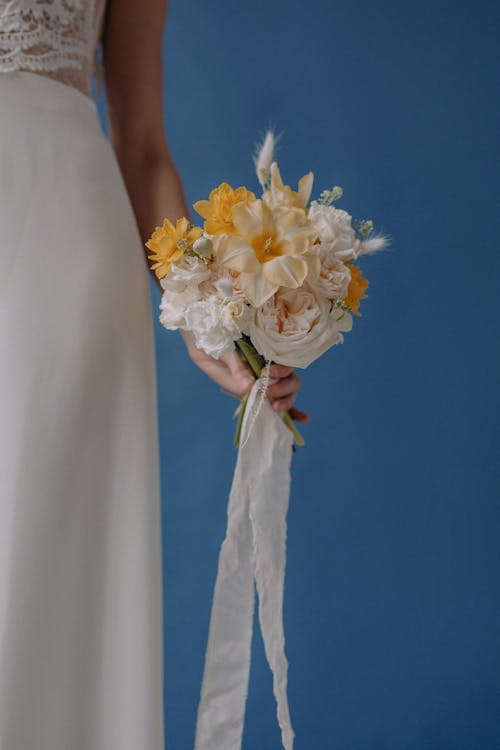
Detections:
[146, 217, 202, 279]
[216, 199, 318, 307]
[263, 162, 313, 211]
[344, 264, 368, 315]
[193, 182, 256, 235]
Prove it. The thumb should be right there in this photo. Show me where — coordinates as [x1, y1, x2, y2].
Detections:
[222, 350, 256, 395]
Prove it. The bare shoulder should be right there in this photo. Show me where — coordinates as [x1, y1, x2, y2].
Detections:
[102, 0, 171, 160]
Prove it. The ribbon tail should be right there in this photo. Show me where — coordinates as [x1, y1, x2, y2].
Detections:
[195, 378, 296, 750]
[246, 396, 295, 750]
[194, 448, 255, 750]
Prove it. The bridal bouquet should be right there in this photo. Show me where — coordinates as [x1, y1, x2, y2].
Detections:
[146, 131, 387, 448]
[146, 131, 387, 750]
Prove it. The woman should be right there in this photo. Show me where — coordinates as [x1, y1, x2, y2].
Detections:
[0, 0, 308, 747]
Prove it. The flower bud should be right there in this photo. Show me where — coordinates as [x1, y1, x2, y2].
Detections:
[214, 278, 234, 298]
[193, 236, 213, 258]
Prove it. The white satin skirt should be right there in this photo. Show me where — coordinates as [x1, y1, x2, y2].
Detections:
[0, 71, 164, 749]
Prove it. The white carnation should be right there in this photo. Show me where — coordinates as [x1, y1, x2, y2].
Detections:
[248, 284, 352, 368]
[184, 299, 237, 359]
[308, 200, 360, 257]
[159, 285, 201, 330]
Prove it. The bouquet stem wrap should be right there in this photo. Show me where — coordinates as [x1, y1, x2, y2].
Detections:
[194, 375, 295, 750]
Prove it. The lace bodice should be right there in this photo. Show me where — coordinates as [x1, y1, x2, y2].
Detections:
[0, 0, 107, 97]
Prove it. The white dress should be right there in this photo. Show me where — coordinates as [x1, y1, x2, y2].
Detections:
[0, 2, 165, 748]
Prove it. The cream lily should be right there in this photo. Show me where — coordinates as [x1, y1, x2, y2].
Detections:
[263, 161, 314, 211]
[216, 198, 318, 307]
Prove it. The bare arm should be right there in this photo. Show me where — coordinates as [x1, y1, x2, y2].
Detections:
[101, 0, 308, 420]
[102, 0, 184, 291]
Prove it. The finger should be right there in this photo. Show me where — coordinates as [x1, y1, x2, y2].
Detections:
[220, 350, 255, 395]
[289, 406, 310, 423]
[267, 372, 301, 401]
[269, 363, 294, 378]
[219, 385, 245, 400]
[197, 357, 246, 396]
[272, 393, 297, 413]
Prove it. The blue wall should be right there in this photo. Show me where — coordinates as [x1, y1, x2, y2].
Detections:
[106, 1, 500, 747]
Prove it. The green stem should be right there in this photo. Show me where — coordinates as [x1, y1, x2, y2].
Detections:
[234, 336, 305, 448]
[282, 411, 305, 446]
[233, 391, 249, 448]
[235, 337, 265, 377]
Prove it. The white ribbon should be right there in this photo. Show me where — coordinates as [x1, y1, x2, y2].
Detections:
[194, 371, 295, 750]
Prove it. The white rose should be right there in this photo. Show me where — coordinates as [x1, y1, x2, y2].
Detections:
[220, 297, 251, 337]
[308, 200, 360, 256]
[184, 298, 237, 359]
[313, 248, 351, 300]
[160, 254, 211, 293]
[159, 285, 201, 329]
[248, 284, 352, 368]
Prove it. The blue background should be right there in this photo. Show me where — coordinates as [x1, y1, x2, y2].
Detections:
[101, 1, 500, 748]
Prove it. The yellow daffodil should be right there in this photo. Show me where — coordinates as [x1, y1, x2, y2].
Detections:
[193, 182, 256, 235]
[263, 161, 313, 211]
[146, 216, 202, 279]
[216, 199, 318, 307]
[345, 264, 368, 315]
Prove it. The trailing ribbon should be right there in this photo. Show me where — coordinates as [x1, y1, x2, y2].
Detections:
[194, 374, 295, 750]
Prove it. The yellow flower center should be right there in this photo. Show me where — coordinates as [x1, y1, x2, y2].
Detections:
[221, 196, 237, 218]
[251, 233, 283, 263]
[145, 216, 202, 279]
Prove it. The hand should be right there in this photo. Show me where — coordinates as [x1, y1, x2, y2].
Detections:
[265, 362, 310, 424]
[182, 331, 310, 423]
